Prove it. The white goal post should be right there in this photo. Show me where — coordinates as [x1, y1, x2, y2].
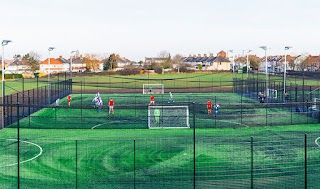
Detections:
[143, 84, 164, 94]
[148, 106, 190, 129]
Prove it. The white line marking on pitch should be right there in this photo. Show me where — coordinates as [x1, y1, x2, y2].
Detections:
[217, 120, 250, 127]
[91, 123, 107, 129]
[0, 139, 43, 168]
[315, 137, 320, 148]
[91, 120, 122, 129]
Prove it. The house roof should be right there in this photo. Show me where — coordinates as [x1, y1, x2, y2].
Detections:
[213, 56, 230, 63]
[70, 57, 84, 64]
[57, 57, 69, 63]
[8, 59, 29, 66]
[40, 58, 64, 65]
[302, 56, 320, 65]
[145, 57, 167, 62]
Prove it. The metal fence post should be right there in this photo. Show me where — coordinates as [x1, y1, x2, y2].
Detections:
[265, 103, 268, 126]
[214, 96, 217, 128]
[193, 101, 196, 189]
[10, 95, 12, 124]
[81, 81, 83, 128]
[251, 136, 254, 189]
[305, 134, 307, 189]
[134, 139, 136, 189]
[32, 89, 35, 113]
[28, 96, 30, 128]
[240, 95, 243, 126]
[76, 140, 78, 189]
[55, 105, 57, 128]
[17, 103, 20, 189]
[22, 78, 24, 118]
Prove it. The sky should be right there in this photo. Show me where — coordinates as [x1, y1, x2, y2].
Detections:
[1, 0, 320, 61]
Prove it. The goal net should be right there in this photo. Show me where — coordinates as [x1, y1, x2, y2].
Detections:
[148, 106, 190, 129]
[143, 84, 164, 94]
[267, 89, 277, 99]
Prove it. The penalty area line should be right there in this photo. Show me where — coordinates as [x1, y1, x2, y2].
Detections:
[0, 139, 43, 168]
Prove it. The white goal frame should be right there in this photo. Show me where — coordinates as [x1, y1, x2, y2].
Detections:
[143, 84, 164, 94]
[311, 98, 319, 110]
[148, 106, 190, 129]
[267, 89, 277, 99]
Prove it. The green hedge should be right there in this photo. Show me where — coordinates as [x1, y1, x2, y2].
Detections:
[0, 71, 23, 79]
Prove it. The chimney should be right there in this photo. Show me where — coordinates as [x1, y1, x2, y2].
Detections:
[59, 55, 62, 59]
[193, 54, 196, 57]
[204, 54, 207, 57]
[198, 54, 201, 57]
[210, 53, 214, 57]
[189, 54, 192, 57]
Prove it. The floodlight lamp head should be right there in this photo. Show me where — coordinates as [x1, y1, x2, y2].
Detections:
[259, 46, 267, 50]
[228, 50, 234, 53]
[2, 40, 12, 46]
[48, 47, 55, 51]
[285, 46, 292, 50]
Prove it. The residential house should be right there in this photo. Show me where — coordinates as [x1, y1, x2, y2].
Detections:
[39, 58, 65, 74]
[70, 56, 86, 72]
[6, 56, 32, 74]
[293, 54, 308, 71]
[56, 56, 70, 72]
[259, 55, 301, 72]
[301, 55, 320, 71]
[115, 54, 132, 70]
[183, 52, 231, 71]
[145, 57, 167, 64]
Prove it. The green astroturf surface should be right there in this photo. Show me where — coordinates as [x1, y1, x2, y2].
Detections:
[0, 125, 319, 188]
[8, 92, 319, 129]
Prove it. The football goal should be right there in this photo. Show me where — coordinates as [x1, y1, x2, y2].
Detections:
[148, 106, 190, 129]
[143, 84, 164, 94]
[267, 89, 277, 99]
[310, 98, 319, 110]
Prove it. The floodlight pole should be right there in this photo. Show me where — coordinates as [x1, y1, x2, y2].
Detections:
[260, 46, 268, 99]
[246, 50, 252, 78]
[1, 40, 12, 129]
[70, 50, 77, 79]
[228, 50, 234, 77]
[284, 46, 292, 94]
[48, 47, 55, 105]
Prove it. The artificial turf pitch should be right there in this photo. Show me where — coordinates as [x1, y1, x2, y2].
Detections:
[0, 92, 320, 188]
[0, 126, 320, 189]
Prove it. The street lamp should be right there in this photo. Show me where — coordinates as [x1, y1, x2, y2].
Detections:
[284, 46, 292, 95]
[70, 50, 77, 79]
[1, 40, 12, 128]
[246, 50, 252, 78]
[48, 47, 55, 105]
[259, 46, 268, 100]
[228, 50, 235, 76]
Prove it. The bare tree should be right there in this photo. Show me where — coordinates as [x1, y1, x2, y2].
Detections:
[158, 50, 172, 74]
[172, 54, 184, 74]
[22, 51, 41, 73]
